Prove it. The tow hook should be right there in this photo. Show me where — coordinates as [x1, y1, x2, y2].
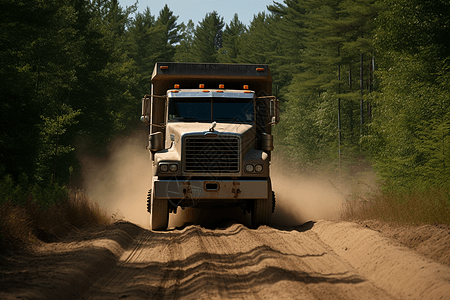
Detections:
[232, 182, 241, 198]
[182, 181, 192, 198]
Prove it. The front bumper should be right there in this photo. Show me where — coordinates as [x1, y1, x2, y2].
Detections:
[153, 178, 268, 200]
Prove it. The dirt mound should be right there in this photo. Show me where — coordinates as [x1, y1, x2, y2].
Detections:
[357, 220, 450, 266]
[0, 222, 141, 300]
[312, 221, 450, 300]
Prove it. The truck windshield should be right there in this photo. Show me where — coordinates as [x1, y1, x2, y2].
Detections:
[168, 98, 254, 123]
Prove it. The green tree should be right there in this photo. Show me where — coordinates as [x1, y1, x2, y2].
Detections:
[217, 14, 246, 63]
[156, 4, 181, 61]
[127, 7, 166, 95]
[365, 0, 450, 188]
[0, 0, 141, 184]
[238, 12, 272, 65]
[190, 11, 224, 63]
[174, 20, 196, 62]
[68, 0, 138, 149]
[0, 0, 57, 181]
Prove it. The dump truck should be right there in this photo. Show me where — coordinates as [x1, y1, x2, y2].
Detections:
[141, 62, 279, 230]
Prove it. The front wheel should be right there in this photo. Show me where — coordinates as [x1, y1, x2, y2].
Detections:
[149, 189, 169, 231]
[251, 191, 274, 229]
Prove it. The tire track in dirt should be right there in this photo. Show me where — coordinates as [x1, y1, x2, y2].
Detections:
[83, 222, 396, 300]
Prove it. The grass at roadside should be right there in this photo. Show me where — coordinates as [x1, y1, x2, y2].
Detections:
[341, 185, 450, 226]
[0, 188, 110, 249]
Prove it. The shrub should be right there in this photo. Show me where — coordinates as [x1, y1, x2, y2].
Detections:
[0, 176, 110, 248]
[341, 183, 450, 226]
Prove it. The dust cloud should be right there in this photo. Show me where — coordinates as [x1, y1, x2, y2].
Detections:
[79, 131, 349, 229]
[80, 131, 152, 227]
[271, 163, 347, 227]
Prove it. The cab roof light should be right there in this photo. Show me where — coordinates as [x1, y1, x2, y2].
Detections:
[174, 84, 180, 89]
[160, 65, 169, 70]
[216, 90, 224, 93]
[171, 90, 179, 93]
[256, 67, 265, 72]
[199, 84, 205, 88]
[219, 84, 225, 89]
[243, 85, 249, 90]
[202, 90, 210, 93]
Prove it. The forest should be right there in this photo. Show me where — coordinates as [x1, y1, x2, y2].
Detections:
[1, 0, 449, 209]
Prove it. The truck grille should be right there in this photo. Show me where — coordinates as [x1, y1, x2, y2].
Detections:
[184, 136, 240, 173]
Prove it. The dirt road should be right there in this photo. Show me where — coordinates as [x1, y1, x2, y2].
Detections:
[2, 220, 450, 300]
[84, 221, 394, 300]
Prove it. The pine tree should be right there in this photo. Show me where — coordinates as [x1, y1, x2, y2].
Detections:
[127, 7, 166, 94]
[190, 11, 224, 63]
[238, 12, 272, 64]
[174, 20, 196, 62]
[156, 4, 181, 61]
[217, 14, 246, 63]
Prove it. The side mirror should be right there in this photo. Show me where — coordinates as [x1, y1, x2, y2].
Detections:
[261, 133, 274, 151]
[270, 98, 280, 125]
[148, 132, 164, 152]
[141, 95, 151, 124]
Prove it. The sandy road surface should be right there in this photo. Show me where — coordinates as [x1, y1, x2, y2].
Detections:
[80, 221, 449, 300]
[83, 222, 391, 300]
[2, 220, 450, 300]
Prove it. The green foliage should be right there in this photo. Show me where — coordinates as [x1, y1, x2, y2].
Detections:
[267, 0, 381, 172]
[194, 11, 225, 63]
[363, 0, 450, 189]
[0, 175, 28, 206]
[217, 14, 246, 63]
[274, 92, 338, 170]
[30, 182, 69, 209]
[156, 4, 182, 61]
[237, 13, 273, 65]
[365, 55, 450, 188]
[174, 11, 228, 63]
[174, 20, 196, 62]
[0, 175, 68, 209]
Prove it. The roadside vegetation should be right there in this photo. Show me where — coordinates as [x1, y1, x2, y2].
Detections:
[0, 176, 109, 249]
[341, 184, 450, 226]
[1, 0, 449, 240]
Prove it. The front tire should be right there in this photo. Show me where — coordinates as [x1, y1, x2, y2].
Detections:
[150, 189, 169, 231]
[251, 190, 273, 228]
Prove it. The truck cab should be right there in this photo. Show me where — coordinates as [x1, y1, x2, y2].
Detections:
[141, 63, 279, 230]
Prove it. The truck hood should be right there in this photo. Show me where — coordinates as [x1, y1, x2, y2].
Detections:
[155, 122, 256, 164]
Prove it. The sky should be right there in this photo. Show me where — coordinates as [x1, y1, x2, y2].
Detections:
[119, 0, 275, 26]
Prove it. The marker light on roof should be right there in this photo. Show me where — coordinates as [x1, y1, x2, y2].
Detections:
[199, 84, 205, 88]
[243, 85, 249, 90]
[256, 67, 265, 71]
[219, 84, 225, 89]
[174, 84, 180, 89]
[160, 66, 169, 70]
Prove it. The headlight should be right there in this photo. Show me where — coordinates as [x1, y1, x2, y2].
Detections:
[255, 164, 263, 173]
[160, 164, 169, 172]
[169, 164, 178, 172]
[245, 164, 254, 173]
